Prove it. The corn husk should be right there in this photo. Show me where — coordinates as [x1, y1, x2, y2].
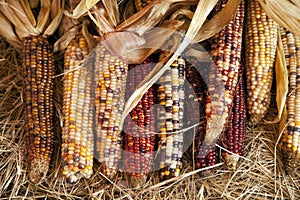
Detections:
[0, 0, 64, 49]
[258, 0, 300, 36]
[267, 27, 288, 123]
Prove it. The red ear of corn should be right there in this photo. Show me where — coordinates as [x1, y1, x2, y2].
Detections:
[222, 68, 246, 170]
[204, 0, 244, 144]
[61, 34, 94, 183]
[280, 28, 300, 174]
[123, 59, 157, 187]
[157, 56, 185, 180]
[94, 43, 128, 179]
[23, 36, 54, 184]
[245, 0, 278, 123]
[185, 62, 218, 169]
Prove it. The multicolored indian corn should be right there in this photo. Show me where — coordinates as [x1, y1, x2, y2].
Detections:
[157, 55, 185, 180]
[61, 33, 94, 183]
[245, 0, 278, 122]
[280, 28, 300, 174]
[94, 43, 128, 179]
[185, 62, 217, 169]
[23, 36, 54, 183]
[123, 59, 156, 186]
[204, 0, 244, 144]
[222, 69, 246, 170]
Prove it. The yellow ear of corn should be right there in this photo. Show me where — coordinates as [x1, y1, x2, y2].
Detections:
[245, 0, 278, 123]
[61, 34, 94, 183]
[23, 36, 54, 184]
[95, 43, 128, 179]
[158, 56, 185, 180]
[280, 28, 300, 174]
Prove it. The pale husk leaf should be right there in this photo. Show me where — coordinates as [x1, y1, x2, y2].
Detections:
[43, 0, 64, 36]
[0, 0, 39, 38]
[53, 25, 80, 52]
[194, 0, 241, 43]
[88, 3, 115, 36]
[65, 0, 99, 19]
[0, 0, 63, 40]
[101, 19, 184, 64]
[20, 0, 36, 26]
[121, 0, 219, 126]
[258, 0, 300, 36]
[54, 20, 96, 53]
[101, 0, 119, 27]
[0, 12, 22, 49]
[36, 0, 51, 34]
[266, 27, 288, 123]
[117, 0, 197, 36]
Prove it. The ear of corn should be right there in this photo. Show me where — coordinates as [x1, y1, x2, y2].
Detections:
[245, 0, 278, 123]
[23, 36, 54, 184]
[61, 33, 94, 183]
[204, 0, 244, 144]
[280, 28, 300, 173]
[157, 55, 185, 180]
[222, 68, 246, 170]
[94, 43, 128, 179]
[123, 59, 157, 186]
[185, 62, 218, 169]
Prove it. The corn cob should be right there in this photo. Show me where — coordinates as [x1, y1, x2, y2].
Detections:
[280, 28, 300, 173]
[23, 36, 54, 183]
[245, 0, 278, 123]
[157, 55, 185, 180]
[123, 59, 156, 186]
[205, 0, 244, 144]
[95, 43, 128, 179]
[185, 62, 218, 169]
[135, 0, 153, 12]
[222, 69, 246, 170]
[61, 34, 94, 183]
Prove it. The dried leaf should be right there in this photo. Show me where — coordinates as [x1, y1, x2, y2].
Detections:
[258, 0, 300, 36]
[36, 0, 50, 33]
[266, 27, 288, 123]
[54, 20, 96, 53]
[101, 19, 184, 64]
[88, 3, 115, 35]
[0, 12, 22, 49]
[65, 0, 100, 19]
[117, 0, 198, 35]
[43, 0, 64, 36]
[20, 0, 36, 26]
[58, 12, 80, 37]
[53, 25, 79, 52]
[101, 0, 119, 27]
[0, 1, 38, 38]
[194, 0, 241, 42]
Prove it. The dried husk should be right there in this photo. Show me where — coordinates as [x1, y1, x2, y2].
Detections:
[194, 0, 241, 43]
[0, 0, 64, 49]
[117, 0, 198, 35]
[258, 0, 300, 36]
[266, 27, 288, 123]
